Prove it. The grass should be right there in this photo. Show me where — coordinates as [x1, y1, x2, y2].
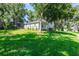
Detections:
[0, 29, 79, 56]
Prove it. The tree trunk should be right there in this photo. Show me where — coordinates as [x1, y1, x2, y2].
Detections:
[60, 20, 64, 31]
[53, 20, 56, 31]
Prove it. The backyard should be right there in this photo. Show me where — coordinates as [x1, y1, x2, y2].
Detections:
[0, 29, 79, 56]
[0, 3, 79, 56]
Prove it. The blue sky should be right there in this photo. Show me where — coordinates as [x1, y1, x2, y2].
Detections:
[72, 3, 79, 7]
[24, 3, 34, 11]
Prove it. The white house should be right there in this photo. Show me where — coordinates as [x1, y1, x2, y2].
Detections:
[24, 19, 54, 31]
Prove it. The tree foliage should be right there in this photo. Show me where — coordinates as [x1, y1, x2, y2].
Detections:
[0, 3, 27, 29]
[32, 3, 76, 31]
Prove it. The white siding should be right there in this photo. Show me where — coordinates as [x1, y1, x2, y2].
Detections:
[24, 21, 55, 30]
[24, 22, 40, 30]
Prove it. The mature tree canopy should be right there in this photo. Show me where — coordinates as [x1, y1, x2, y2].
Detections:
[32, 3, 76, 22]
[0, 4, 26, 22]
[0, 3, 27, 29]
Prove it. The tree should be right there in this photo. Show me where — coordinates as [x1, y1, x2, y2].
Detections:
[31, 3, 47, 19]
[0, 3, 27, 29]
[32, 3, 76, 31]
[26, 10, 35, 21]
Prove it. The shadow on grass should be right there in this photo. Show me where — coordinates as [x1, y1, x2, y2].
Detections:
[0, 30, 11, 34]
[51, 31, 77, 36]
[0, 32, 79, 56]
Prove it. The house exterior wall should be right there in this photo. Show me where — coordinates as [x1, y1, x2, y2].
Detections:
[24, 22, 41, 30]
[24, 21, 48, 30]
[24, 20, 55, 31]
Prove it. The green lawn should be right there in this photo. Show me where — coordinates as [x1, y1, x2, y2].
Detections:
[0, 29, 79, 56]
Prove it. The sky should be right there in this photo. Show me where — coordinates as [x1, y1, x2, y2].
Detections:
[24, 3, 34, 11]
[24, 3, 79, 21]
[72, 3, 79, 7]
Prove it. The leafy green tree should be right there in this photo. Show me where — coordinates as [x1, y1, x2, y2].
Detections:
[0, 3, 27, 29]
[31, 3, 47, 19]
[26, 10, 35, 21]
[32, 3, 76, 31]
